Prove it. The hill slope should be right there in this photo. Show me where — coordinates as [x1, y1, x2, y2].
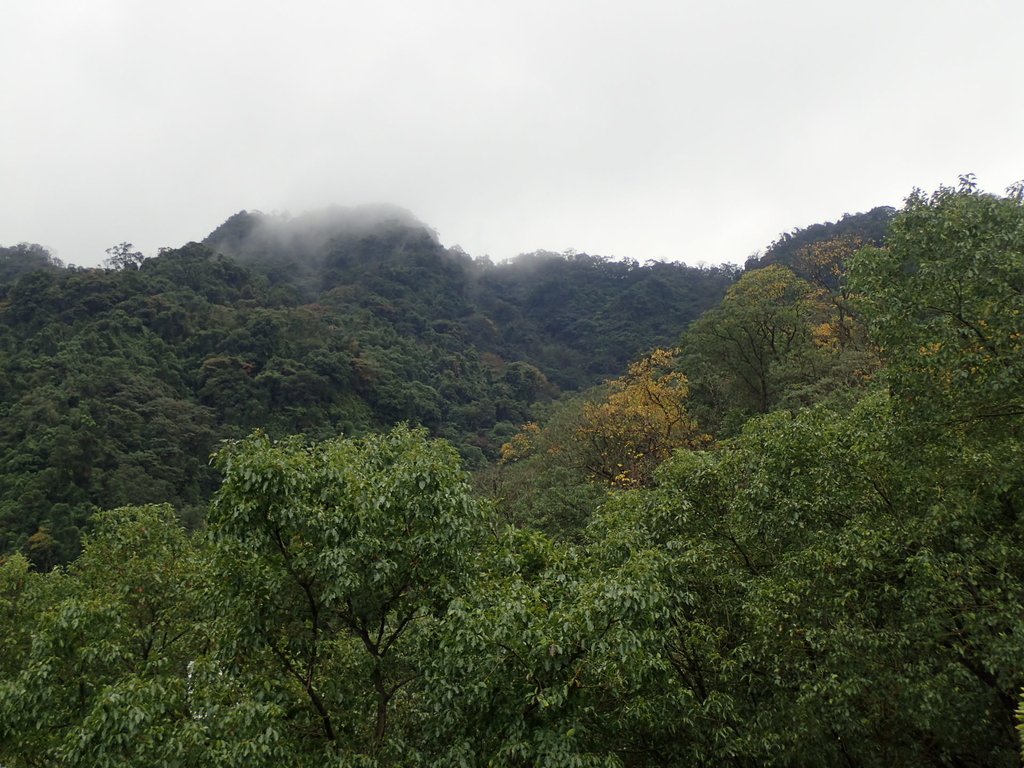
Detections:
[0, 208, 734, 564]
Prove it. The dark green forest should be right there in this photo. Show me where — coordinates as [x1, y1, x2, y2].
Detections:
[0, 207, 735, 567]
[2, 182, 1023, 766]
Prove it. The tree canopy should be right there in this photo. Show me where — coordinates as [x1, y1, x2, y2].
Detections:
[2, 184, 1024, 765]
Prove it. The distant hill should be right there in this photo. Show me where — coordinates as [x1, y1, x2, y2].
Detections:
[745, 206, 896, 272]
[203, 205, 441, 293]
[0, 242, 64, 282]
[0, 201, 900, 565]
[0, 206, 734, 565]
[203, 207, 737, 386]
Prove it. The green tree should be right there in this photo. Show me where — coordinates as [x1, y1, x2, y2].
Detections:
[207, 424, 484, 760]
[849, 180, 1024, 435]
[791, 234, 867, 348]
[0, 505, 213, 767]
[103, 242, 146, 271]
[682, 265, 826, 426]
[581, 389, 1024, 765]
[418, 524, 668, 766]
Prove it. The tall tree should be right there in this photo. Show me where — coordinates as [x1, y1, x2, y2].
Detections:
[682, 265, 826, 426]
[208, 425, 484, 759]
[849, 180, 1024, 434]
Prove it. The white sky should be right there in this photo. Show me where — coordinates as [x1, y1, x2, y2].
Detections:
[2, 0, 1022, 267]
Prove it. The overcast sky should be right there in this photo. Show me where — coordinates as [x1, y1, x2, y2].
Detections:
[2, 0, 1022, 267]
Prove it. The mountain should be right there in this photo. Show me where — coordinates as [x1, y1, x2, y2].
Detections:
[744, 205, 896, 272]
[0, 207, 734, 565]
[5, 187, 1024, 766]
[203, 206, 738, 385]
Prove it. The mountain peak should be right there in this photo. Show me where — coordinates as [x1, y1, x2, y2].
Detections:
[203, 204, 437, 262]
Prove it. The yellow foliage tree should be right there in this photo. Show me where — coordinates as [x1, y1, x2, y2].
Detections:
[498, 422, 541, 463]
[575, 348, 706, 487]
[792, 235, 866, 348]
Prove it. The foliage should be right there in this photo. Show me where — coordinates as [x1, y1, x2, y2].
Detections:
[482, 393, 609, 537]
[0, 505, 214, 767]
[572, 348, 705, 487]
[681, 265, 827, 426]
[488, 348, 705, 539]
[0, 242, 62, 283]
[103, 242, 147, 271]
[3, 185, 1023, 764]
[0, 428, 488, 766]
[0, 211, 731, 565]
[747, 205, 895, 271]
[790, 234, 867, 348]
[207, 425, 485, 760]
[849, 181, 1024, 435]
[576, 372, 1023, 764]
[471, 250, 738, 387]
[417, 525, 666, 766]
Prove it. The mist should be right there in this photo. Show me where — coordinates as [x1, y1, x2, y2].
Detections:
[205, 205, 433, 262]
[1, 1, 1022, 266]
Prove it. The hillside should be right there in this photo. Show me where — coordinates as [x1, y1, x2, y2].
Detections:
[203, 206, 739, 384]
[2, 184, 1022, 766]
[0, 208, 734, 565]
[744, 205, 896, 273]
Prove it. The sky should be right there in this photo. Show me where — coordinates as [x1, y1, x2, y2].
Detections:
[2, 0, 1023, 268]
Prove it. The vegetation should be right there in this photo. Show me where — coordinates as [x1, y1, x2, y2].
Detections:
[745, 205, 896, 272]
[0, 213, 732, 565]
[2, 182, 1024, 765]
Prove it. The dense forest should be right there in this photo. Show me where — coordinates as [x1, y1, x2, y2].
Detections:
[0, 208, 735, 566]
[1, 181, 1023, 766]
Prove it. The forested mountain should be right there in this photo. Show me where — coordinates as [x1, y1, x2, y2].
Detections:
[2, 184, 1023, 766]
[204, 205, 739, 384]
[0, 210, 733, 565]
[745, 205, 895, 271]
[0, 242, 64, 282]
